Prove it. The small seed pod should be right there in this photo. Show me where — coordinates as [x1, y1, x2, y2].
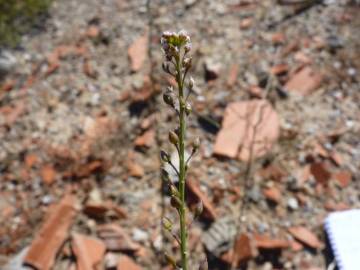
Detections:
[188, 77, 195, 89]
[162, 217, 173, 231]
[194, 200, 203, 218]
[184, 43, 192, 54]
[168, 131, 179, 145]
[170, 195, 182, 210]
[192, 137, 200, 153]
[163, 91, 174, 107]
[185, 102, 192, 116]
[160, 150, 170, 163]
[170, 185, 180, 197]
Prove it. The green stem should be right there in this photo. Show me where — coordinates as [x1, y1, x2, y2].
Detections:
[176, 57, 188, 270]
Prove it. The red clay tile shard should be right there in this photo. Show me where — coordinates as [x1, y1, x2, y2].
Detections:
[117, 255, 142, 270]
[310, 162, 331, 185]
[288, 226, 322, 249]
[128, 31, 148, 72]
[24, 195, 77, 270]
[333, 170, 352, 188]
[41, 164, 56, 184]
[186, 179, 217, 221]
[134, 129, 155, 148]
[271, 32, 286, 44]
[84, 201, 110, 219]
[263, 186, 282, 203]
[72, 233, 106, 270]
[86, 25, 100, 38]
[270, 64, 289, 75]
[284, 66, 322, 95]
[214, 100, 279, 161]
[97, 223, 140, 252]
[240, 18, 253, 29]
[127, 161, 145, 178]
[232, 233, 257, 266]
[227, 64, 239, 87]
[254, 234, 289, 249]
[25, 153, 38, 168]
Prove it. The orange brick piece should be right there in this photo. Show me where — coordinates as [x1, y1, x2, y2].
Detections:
[24, 195, 77, 270]
[72, 233, 106, 270]
[117, 255, 142, 270]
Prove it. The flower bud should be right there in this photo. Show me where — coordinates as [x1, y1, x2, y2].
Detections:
[163, 91, 174, 107]
[162, 217, 173, 231]
[185, 102, 192, 115]
[168, 131, 179, 145]
[170, 195, 182, 210]
[192, 137, 200, 153]
[184, 43, 192, 53]
[160, 150, 170, 163]
[183, 57, 192, 70]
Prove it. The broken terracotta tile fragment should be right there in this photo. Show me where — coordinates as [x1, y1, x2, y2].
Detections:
[84, 201, 110, 219]
[284, 66, 322, 95]
[232, 233, 257, 266]
[117, 255, 142, 270]
[329, 151, 343, 166]
[134, 129, 155, 148]
[263, 186, 282, 204]
[259, 164, 286, 182]
[86, 25, 100, 38]
[324, 200, 349, 212]
[128, 31, 148, 72]
[127, 160, 145, 178]
[288, 226, 322, 249]
[186, 178, 217, 221]
[248, 85, 264, 98]
[294, 51, 312, 64]
[72, 233, 106, 270]
[240, 18, 253, 29]
[213, 100, 279, 161]
[310, 162, 331, 185]
[271, 32, 286, 44]
[254, 234, 289, 249]
[290, 240, 304, 252]
[270, 63, 289, 75]
[333, 170, 352, 188]
[41, 164, 56, 185]
[25, 153, 38, 168]
[24, 195, 77, 270]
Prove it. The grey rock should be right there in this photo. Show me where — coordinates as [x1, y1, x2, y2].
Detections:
[287, 197, 299, 211]
[202, 217, 236, 256]
[248, 186, 262, 203]
[2, 247, 31, 270]
[0, 50, 16, 77]
[204, 58, 222, 81]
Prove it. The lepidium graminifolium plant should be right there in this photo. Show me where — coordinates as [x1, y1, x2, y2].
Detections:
[160, 31, 207, 270]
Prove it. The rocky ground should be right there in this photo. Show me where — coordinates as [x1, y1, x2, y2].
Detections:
[0, 0, 359, 269]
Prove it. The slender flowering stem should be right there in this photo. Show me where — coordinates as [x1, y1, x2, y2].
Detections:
[160, 30, 201, 270]
[176, 57, 188, 270]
